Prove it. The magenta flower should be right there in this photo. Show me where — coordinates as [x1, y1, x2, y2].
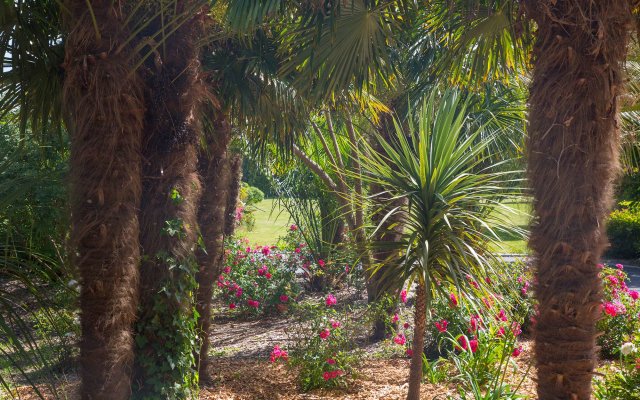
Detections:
[616, 263, 624, 270]
[435, 319, 448, 333]
[391, 313, 399, 323]
[512, 346, 523, 357]
[223, 266, 231, 274]
[319, 328, 331, 340]
[406, 348, 413, 357]
[400, 289, 407, 303]
[330, 319, 341, 329]
[630, 290, 639, 301]
[394, 334, 406, 345]
[326, 358, 336, 365]
[404, 322, 410, 329]
[325, 294, 337, 306]
[229, 303, 236, 309]
[496, 326, 506, 337]
[270, 345, 288, 362]
[449, 293, 458, 307]
[496, 309, 508, 322]
[290, 224, 298, 231]
[279, 294, 289, 303]
[318, 259, 326, 268]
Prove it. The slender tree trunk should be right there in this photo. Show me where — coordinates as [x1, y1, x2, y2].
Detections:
[133, 4, 206, 397]
[406, 281, 426, 400]
[523, 1, 632, 398]
[195, 113, 232, 378]
[370, 109, 404, 340]
[224, 153, 243, 237]
[62, 2, 144, 398]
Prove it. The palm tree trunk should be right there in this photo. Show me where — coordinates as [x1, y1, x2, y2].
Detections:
[523, 1, 632, 398]
[224, 153, 243, 237]
[406, 281, 426, 400]
[62, 2, 144, 398]
[195, 113, 232, 378]
[134, 4, 206, 397]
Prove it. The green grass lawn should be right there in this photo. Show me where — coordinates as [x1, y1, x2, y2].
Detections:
[239, 198, 532, 254]
[237, 199, 292, 246]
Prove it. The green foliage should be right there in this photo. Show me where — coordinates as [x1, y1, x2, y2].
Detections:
[596, 264, 640, 359]
[241, 182, 265, 206]
[616, 172, 640, 202]
[216, 238, 301, 315]
[606, 201, 640, 259]
[356, 88, 524, 304]
[0, 245, 76, 400]
[0, 125, 69, 259]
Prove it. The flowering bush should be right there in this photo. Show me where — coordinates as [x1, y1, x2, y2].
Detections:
[216, 239, 301, 315]
[286, 294, 363, 391]
[594, 336, 640, 400]
[596, 263, 640, 358]
[278, 224, 359, 291]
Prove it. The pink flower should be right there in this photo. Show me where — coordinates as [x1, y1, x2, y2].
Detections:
[223, 266, 231, 274]
[469, 315, 481, 332]
[392, 313, 399, 323]
[485, 277, 492, 284]
[319, 328, 331, 340]
[482, 297, 493, 309]
[331, 319, 341, 329]
[469, 339, 478, 353]
[247, 299, 260, 308]
[616, 263, 624, 270]
[435, 319, 448, 333]
[290, 224, 298, 231]
[496, 326, 506, 337]
[400, 290, 407, 303]
[279, 294, 289, 303]
[270, 345, 288, 362]
[630, 290, 639, 301]
[257, 266, 267, 276]
[597, 263, 604, 269]
[403, 322, 410, 329]
[325, 294, 337, 306]
[323, 371, 331, 381]
[318, 259, 326, 268]
[512, 346, 523, 357]
[229, 303, 236, 309]
[457, 336, 469, 351]
[394, 334, 406, 345]
[607, 275, 620, 286]
[262, 247, 271, 256]
[235, 288, 243, 297]
[406, 348, 413, 357]
[326, 358, 336, 365]
[511, 322, 522, 336]
[449, 293, 458, 307]
[295, 247, 301, 254]
[265, 272, 272, 279]
[496, 309, 508, 322]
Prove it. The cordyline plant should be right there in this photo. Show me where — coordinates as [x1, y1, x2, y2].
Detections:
[354, 89, 524, 400]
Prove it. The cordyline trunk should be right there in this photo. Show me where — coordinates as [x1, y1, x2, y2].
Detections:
[224, 153, 243, 237]
[370, 109, 404, 340]
[195, 112, 232, 377]
[523, 1, 632, 398]
[62, 2, 144, 398]
[406, 281, 427, 400]
[134, 3, 206, 396]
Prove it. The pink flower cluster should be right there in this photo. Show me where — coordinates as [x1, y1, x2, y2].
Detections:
[325, 293, 337, 306]
[322, 370, 343, 380]
[270, 345, 288, 363]
[457, 336, 478, 353]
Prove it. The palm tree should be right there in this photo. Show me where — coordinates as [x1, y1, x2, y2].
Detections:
[357, 90, 522, 400]
[62, 2, 145, 398]
[522, 1, 636, 398]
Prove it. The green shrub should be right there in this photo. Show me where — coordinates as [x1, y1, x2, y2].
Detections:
[606, 201, 640, 259]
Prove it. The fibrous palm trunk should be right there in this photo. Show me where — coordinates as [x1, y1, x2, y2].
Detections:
[134, 3, 206, 397]
[224, 153, 243, 237]
[406, 281, 426, 400]
[62, 2, 144, 398]
[523, 1, 632, 398]
[195, 113, 232, 377]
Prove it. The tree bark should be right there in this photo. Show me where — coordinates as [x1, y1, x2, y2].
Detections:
[62, 2, 144, 398]
[224, 153, 243, 237]
[406, 281, 426, 400]
[134, 3, 206, 396]
[369, 108, 404, 340]
[195, 113, 232, 378]
[523, 1, 632, 398]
